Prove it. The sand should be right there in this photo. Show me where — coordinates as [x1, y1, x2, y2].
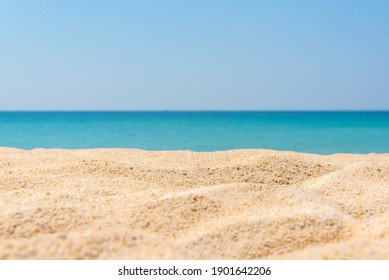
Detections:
[0, 148, 388, 260]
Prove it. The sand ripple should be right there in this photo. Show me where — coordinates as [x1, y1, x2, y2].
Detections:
[0, 148, 388, 259]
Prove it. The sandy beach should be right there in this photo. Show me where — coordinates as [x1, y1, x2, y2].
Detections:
[0, 148, 388, 259]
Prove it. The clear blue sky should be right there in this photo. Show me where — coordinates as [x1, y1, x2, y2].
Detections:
[1, 0, 388, 110]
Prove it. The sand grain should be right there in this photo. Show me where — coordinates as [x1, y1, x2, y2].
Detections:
[0, 148, 388, 259]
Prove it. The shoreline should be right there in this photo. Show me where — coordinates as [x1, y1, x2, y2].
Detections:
[2, 146, 389, 155]
[0, 148, 388, 259]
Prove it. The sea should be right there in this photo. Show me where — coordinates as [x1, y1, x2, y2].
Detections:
[0, 111, 388, 154]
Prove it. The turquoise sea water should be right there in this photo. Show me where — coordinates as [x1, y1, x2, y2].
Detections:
[0, 111, 388, 154]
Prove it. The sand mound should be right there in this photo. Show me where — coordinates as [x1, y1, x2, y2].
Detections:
[0, 148, 388, 259]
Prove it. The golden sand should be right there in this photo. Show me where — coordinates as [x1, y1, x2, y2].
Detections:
[0, 148, 388, 259]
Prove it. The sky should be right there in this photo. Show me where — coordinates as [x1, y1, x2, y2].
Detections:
[0, 0, 388, 110]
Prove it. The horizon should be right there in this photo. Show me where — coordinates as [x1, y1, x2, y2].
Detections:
[1, 110, 389, 113]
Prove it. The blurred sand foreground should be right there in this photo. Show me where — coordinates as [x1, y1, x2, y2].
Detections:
[0, 148, 388, 260]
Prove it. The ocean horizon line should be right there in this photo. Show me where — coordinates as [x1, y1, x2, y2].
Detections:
[1, 109, 389, 113]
